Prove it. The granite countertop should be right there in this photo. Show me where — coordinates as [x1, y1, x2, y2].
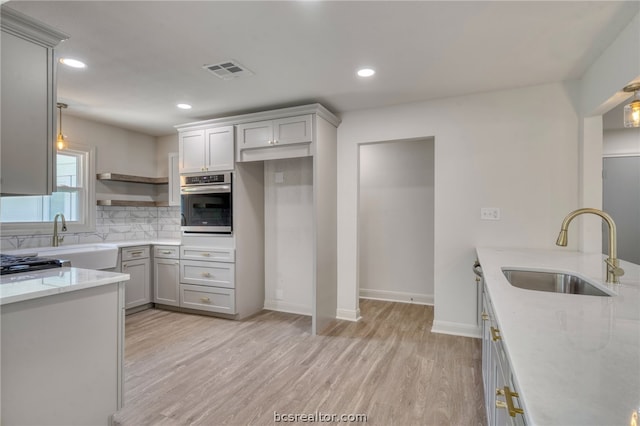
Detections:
[0, 268, 130, 305]
[476, 247, 640, 425]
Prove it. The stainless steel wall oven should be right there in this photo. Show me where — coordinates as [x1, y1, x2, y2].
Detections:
[180, 172, 232, 234]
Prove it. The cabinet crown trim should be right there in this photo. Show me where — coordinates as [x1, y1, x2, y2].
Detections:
[174, 103, 340, 131]
[1, 6, 68, 47]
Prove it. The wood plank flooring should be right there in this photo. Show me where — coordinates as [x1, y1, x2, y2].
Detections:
[113, 300, 485, 425]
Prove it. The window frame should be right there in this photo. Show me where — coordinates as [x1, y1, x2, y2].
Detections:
[0, 143, 96, 235]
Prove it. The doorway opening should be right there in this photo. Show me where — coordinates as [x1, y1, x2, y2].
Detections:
[357, 137, 435, 305]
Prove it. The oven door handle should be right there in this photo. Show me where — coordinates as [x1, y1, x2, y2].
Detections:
[180, 185, 231, 194]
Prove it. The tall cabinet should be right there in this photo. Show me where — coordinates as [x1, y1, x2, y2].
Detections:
[176, 104, 340, 335]
[0, 6, 68, 195]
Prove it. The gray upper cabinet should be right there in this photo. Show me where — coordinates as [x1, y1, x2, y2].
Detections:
[0, 6, 68, 195]
[179, 125, 234, 174]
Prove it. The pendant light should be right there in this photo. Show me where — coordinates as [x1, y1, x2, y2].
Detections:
[622, 83, 640, 128]
[56, 103, 68, 150]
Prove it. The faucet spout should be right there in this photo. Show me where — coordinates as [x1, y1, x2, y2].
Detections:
[52, 213, 67, 247]
[555, 208, 624, 284]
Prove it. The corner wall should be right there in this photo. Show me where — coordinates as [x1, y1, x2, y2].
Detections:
[337, 82, 580, 335]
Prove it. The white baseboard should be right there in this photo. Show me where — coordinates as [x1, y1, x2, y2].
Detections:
[431, 320, 481, 338]
[263, 299, 311, 316]
[359, 288, 434, 306]
[336, 308, 361, 322]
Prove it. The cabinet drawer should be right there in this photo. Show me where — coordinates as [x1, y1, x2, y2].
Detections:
[154, 245, 180, 259]
[180, 246, 235, 262]
[180, 260, 234, 288]
[122, 245, 150, 261]
[180, 284, 235, 314]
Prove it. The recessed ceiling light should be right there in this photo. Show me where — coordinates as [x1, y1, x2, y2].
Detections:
[177, 103, 192, 110]
[357, 68, 375, 77]
[59, 58, 86, 69]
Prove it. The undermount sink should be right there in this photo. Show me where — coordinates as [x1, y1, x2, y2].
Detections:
[5, 243, 119, 270]
[502, 269, 612, 297]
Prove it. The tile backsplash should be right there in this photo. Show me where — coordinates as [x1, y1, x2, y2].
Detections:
[0, 206, 181, 251]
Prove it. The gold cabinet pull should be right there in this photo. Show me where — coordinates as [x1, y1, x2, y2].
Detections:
[202, 253, 211, 257]
[503, 386, 524, 417]
[202, 272, 211, 277]
[130, 251, 143, 256]
[200, 297, 210, 303]
[490, 326, 501, 341]
[495, 400, 508, 410]
[496, 388, 505, 396]
[481, 312, 489, 321]
[161, 250, 172, 254]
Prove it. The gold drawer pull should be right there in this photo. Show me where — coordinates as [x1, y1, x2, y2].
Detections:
[200, 297, 210, 303]
[496, 388, 505, 396]
[503, 386, 524, 417]
[161, 250, 172, 254]
[495, 400, 508, 410]
[490, 326, 501, 341]
[130, 251, 143, 256]
[201, 253, 211, 257]
[481, 312, 489, 321]
[202, 272, 211, 278]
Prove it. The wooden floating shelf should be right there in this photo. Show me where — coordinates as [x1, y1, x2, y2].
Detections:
[97, 200, 170, 207]
[96, 173, 168, 185]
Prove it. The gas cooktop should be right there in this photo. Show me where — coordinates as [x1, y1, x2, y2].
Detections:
[0, 254, 68, 275]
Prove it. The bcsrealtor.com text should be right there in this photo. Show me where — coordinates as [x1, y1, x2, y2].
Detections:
[274, 411, 368, 423]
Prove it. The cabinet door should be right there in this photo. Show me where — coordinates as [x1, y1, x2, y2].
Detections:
[205, 126, 234, 172]
[273, 114, 312, 146]
[154, 258, 179, 306]
[179, 129, 206, 174]
[123, 258, 151, 309]
[236, 120, 273, 149]
[1, 31, 53, 195]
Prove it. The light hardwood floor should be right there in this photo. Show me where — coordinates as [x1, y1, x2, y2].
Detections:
[113, 300, 485, 425]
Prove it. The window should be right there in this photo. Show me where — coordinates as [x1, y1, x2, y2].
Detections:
[0, 144, 95, 234]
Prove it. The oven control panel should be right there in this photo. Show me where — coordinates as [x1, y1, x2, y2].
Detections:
[181, 172, 231, 186]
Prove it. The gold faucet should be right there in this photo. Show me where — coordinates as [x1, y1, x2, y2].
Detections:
[555, 208, 624, 284]
[52, 213, 67, 247]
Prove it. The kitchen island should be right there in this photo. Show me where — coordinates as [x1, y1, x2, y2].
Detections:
[477, 247, 640, 425]
[0, 267, 129, 425]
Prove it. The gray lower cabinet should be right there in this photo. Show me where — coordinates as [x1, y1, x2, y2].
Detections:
[179, 246, 236, 315]
[121, 246, 151, 310]
[482, 283, 527, 426]
[153, 245, 179, 307]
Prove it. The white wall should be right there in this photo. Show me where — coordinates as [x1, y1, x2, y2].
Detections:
[337, 82, 579, 335]
[156, 133, 179, 177]
[358, 138, 434, 304]
[603, 128, 640, 156]
[263, 157, 314, 315]
[578, 11, 640, 252]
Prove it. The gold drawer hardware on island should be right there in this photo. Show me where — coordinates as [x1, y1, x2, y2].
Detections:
[490, 326, 501, 341]
[495, 386, 524, 417]
[481, 312, 489, 321]
[202, 272, 212, 277]
[200, 297, 211, 303]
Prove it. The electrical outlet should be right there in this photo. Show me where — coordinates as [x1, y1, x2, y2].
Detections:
[481, 207, 501, 220]
[275, 289, 284, 300]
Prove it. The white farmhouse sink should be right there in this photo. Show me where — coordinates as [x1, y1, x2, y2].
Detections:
[5, 243, 119, 270]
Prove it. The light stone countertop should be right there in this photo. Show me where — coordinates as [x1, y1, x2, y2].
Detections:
[0, 267, 130, 305]
[476, 247, 640, 426]
[107, 239, 181, 248]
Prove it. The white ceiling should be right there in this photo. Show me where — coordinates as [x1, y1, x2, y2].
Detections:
[4, 1, 639, 136]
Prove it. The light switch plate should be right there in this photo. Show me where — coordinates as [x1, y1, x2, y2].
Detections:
[481, 207, 501, 220]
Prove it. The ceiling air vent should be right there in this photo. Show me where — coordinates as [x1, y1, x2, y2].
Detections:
[203, 60, 253, 80]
